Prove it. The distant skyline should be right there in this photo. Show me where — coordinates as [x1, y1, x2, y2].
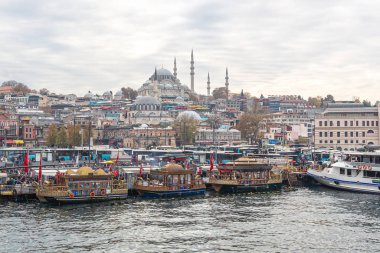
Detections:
[0, 0, 379, 102]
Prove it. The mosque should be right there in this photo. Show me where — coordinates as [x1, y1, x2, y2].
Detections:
[137, 50, 196, 102]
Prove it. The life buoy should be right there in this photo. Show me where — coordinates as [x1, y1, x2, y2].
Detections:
[68, 193, 74, 199]
[100, 189, 106, 196]
[363, 165, 367, 170]
[90, 191, 95, 198]
[358, 165, 363, 170]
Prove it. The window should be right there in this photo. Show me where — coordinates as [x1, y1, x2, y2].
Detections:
[337, 121, 340, 127]
[330, 132, 333, 137]
[350, 121, 353, 126]
[363, 132, 366, 137]
[330, 140, 333, 143]
[345, 140, 348, 143]
[325, 140, 328, 143]
[319, 132, 322, 137]
[356, 121, 359, 127]
[319, 121, 322, 127]
[324, 132, 328, 137]
[350, 132, 353, 137]
[356, 132, 359, 137]
[345, 132, 348, 137]
[367, 121, 370, 126]
[330, 121, 333, 126]
[372, 121, 374, 127]
[319, 140, 322, 144]
[324, 121, 327, 127]
[337, 132, 340, 137]
[347, 169, 352, 176]
[344, 121, 348, 127]
[337, 140, 341, 144]
[350, 140, 353, 143]
[340, 168, 345, 175]
[362, 121, 365, 126]
[377, 121, 379, 127]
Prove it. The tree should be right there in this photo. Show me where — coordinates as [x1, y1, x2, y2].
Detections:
[212, 87, 227, 99]
[67, 125, 81, 147]
[324, 94, 334, 102]
[12, 83, 32, 95]
[46, 124, 58, 147]
[121, 87, 138, 100]
[39, 88, 50, 95]
[56, 127, 68, 147]
[308, 96, 323, 108]
[1, 80, 21, 87]
[363, 100, 372, 107]
[237, 112, 264, 144]
[173, 115, 199, 146]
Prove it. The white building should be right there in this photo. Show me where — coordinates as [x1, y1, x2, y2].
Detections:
[315, 104, 380, 150]
[196, 128, 242, 145]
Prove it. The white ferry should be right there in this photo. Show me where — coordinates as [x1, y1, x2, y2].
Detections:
[307, 151, 380, 194]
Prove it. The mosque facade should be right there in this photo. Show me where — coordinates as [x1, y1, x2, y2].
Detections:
[137, 53, 195, 102]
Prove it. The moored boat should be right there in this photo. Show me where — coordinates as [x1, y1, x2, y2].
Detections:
[208, 156, 282, 193]
[307, 151, 380, 194]
[36, 166, 128, 204]
[134, 163, 206, 198]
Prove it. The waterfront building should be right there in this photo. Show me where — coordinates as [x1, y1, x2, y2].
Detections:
[315, 103, 380, 150]
[195, 127, 241, 145]
[123, 125, 176, 148]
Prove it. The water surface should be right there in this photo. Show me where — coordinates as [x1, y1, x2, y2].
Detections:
[1, 187, 380, 252]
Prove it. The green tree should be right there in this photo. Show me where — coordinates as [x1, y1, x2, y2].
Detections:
[363, 100, 372, 107]
[47, 124, 58, 147]
[56, 127, 68, 147]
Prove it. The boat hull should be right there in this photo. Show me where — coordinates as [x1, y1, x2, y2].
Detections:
[210, 182, 282, 194]
[136, 188, 206, 199]
[37, 193, 128, 205]
[307, 170, 380, 195]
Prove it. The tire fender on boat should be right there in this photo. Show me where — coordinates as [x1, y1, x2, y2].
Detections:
[90, 191, 95, 198]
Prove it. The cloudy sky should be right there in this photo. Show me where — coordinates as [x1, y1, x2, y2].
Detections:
[0, 0, 379, 101]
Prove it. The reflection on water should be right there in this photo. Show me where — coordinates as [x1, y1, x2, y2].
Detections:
[1, 187, 380, 252]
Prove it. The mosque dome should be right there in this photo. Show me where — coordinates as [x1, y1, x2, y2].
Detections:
[177, 110, 202, 121]
[150, 68, 175, 82]
[84, 91, 93, 98]
[140, 123, 149, 128]
[103, 91, 112, 96]
[115, 90, 122, 96]
[134, 96, 160, 105]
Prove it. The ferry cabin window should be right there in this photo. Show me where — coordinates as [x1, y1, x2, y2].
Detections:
[347, 169, 352, 176]
[363, 171, 380, 178]
[340, 168, 345, 175]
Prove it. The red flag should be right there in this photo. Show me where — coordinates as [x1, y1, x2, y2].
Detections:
[139, 161, 143, 177]
[115, 150, 119, 165]
[23, 150, 29, 173]
[185, 160, 189, 170]
[38, 153, 42, 184]
[209, 153, 214, 173]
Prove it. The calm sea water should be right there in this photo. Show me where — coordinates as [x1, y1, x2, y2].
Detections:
[1, 187, 380, 253]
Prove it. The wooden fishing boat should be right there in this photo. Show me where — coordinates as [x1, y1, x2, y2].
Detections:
[134, 163, 206, 198]
[209, 157, 282, 194]
[36, 167, 128, 204]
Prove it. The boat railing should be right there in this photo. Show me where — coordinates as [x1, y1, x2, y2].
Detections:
[0, 185, 15, 192]
[39, 185, 68, 192]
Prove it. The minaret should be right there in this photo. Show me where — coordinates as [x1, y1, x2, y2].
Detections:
[173, 57, 177, 80]
[225, 67, 229, 100]
[207, 72, 211, 96]
[190, 49, 195, 92]
[154, 67, 158, 81]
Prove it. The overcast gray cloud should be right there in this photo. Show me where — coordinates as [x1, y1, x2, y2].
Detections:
[0, 0, 379, 101]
